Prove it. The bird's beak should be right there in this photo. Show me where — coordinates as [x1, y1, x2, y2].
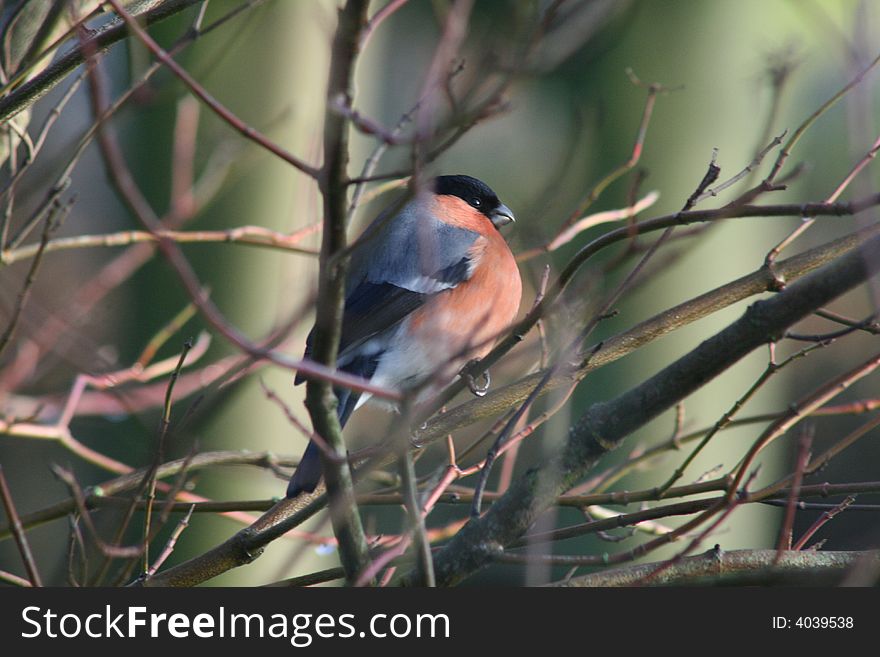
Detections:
[490, 203, 516, 228]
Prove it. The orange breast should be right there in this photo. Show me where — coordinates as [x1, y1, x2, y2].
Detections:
[407, 198, 522, 382]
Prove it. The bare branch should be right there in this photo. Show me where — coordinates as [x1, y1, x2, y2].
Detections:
[304, 0, 372, 583]
[422, 228, 880, 585]
[0, 465, 42, 586]
[0, 0, 208, 124]
[550, 549, 879, 587]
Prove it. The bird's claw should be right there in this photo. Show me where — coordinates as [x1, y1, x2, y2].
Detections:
[465, 368, 491, 397]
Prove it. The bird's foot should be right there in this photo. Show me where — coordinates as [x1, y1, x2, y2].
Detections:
[464, 366, 491, 397]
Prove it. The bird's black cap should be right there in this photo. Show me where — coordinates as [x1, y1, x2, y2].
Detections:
[433, 174, 514, 227]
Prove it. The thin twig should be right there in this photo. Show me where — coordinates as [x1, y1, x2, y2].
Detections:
[360, 0, 410, 50]
[398, 449, 435, 586]
[2, 223, 319, 267]
[762, 49, 880, 261]
[765, 48, 880, 183]
[560, 70, 672, 229]
[694, 131, 787, 204]
[146, 505, 195, 578]
[0, 196, 72, 359]
[0, 70, 86, 247]
[517, 191, 660, 262]
[792, 496, 856, 550]
[657, 340, 828, 495]
[104, 0, 319, 178]
[775, 426, 813, 559]
[0, 0, 209, 123]
[728, 351, 880, 501]
[51, 466, 142, 559]
[430, 193, 880, 423]
[0, 465, 42, 586]
[143, 339, 194, 574]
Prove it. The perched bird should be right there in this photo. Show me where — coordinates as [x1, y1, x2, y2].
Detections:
[287, 174, 522, 497]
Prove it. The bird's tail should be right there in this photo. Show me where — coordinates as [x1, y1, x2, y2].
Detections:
[285, 385, 362, 498]
[286, 439, 323, 497]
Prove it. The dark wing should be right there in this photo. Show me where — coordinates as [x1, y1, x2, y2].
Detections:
[294, 203, 479, 386]
[336, 253, 472, 357]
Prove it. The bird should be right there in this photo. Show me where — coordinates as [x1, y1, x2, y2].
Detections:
[287, 174, 522, 497]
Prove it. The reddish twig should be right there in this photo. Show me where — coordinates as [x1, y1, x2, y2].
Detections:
[0, 465, 43, 586]
[146, 505, 195, 578]
[51, 466, 142, 559]
[792, 496, 856, 551]
[142, 339, 194, 574]
[765, 48, 880, 183]
[2, 223, 320, 266]
[560, 70, 672, 229]
[360, 0, 411, 50]
[259, 379, 342, 463]
[517, 191, 660, 262]
[170, 96, 200, 219]
[657, 340, 828, 496]
[104, 0, 320, 179]
[0, 196, 71, 359]
[637, 469, 762, 585]
[766, 132, 880, 264]
[763, 49, 880, 262]
[727, 351, 880, 501]
[775, 426, 814, 559]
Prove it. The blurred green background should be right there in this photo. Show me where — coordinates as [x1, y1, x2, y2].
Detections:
[1, 0, 878, 586]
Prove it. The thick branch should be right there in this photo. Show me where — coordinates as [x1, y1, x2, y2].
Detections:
[108, 224, 880, 588]
[423, 230, 880, 585]
[414, 221, 880, 446]
[431, 194, 880, 417]
[305, 0, 372, 583]
[550, 549, 880, 587]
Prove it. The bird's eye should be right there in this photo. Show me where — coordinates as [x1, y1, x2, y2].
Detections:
[471, 197, 482, 207]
